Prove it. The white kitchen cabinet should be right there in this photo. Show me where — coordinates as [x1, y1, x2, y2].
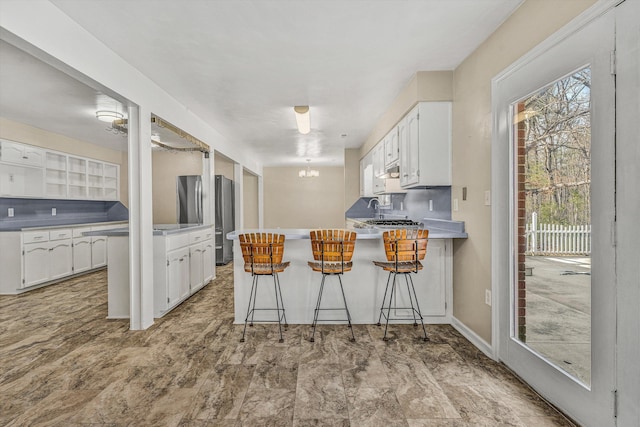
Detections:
[399, 102, 451, 188]
[72, 227, 92, 274]
[153, 227, 214, 317]
[45, 151, 68, 198]
[359, 150, 375, 197]
[372, 142, 385, 178]
[49, 239, 73, 280]
[0, 140, 44, 167]
[384, 127, 399, 167]
[202, 239, 215, 284]
[189, 243, 204, 291]
[91, 236, 108, 268]
[23, 242, 50, 288]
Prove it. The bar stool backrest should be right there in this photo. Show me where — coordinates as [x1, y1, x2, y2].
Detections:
[382, 228, 429, 263]
[239, 233, 286, 270]
[309, 229, 356, 263]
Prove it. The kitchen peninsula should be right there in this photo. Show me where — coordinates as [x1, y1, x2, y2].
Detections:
[87, 224, 214, 319]
[227, 221, 466, 325]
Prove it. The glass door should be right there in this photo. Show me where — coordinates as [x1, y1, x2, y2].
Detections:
[494, 9, 615, 426]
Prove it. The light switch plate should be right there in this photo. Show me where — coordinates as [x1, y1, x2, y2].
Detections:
[484, 190, 491, 206]
[52, 207, 56, 216]
[453, 199, 459, 211]
[485, 289, 492, 306]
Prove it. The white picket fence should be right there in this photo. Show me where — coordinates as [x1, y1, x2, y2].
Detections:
[526, 212, 591, 255]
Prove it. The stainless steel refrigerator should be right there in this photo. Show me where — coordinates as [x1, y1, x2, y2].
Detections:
[215, 175, 234, 265]
[176, 175, 203, 224]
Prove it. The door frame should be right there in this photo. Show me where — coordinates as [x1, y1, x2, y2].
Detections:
[490, 0, 620, 424]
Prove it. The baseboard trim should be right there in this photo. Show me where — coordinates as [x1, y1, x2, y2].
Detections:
[451, 316, 496, 360]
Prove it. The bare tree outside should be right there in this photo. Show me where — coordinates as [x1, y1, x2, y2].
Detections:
[514, 66, 592, 386]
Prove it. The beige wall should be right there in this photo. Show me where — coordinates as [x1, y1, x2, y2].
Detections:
[451, 0, 597, 342]
[214, 152, 235, 180]
[264, 166, 345, 229]
[151, 150, 202, 223]
[243, 169, 259, 229]
[0, 117, 129, 204]
[360, 71, 453, 157]
[344, 149, 360, 210]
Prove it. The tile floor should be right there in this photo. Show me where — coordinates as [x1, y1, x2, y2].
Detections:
[0, 263, 576, 426]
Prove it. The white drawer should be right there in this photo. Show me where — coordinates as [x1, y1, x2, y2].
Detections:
[23, 230, 49, 244]
[73, 227, 92, 238]
[167, 233, 190, 251]
[189, 229, 212, 244]
[49, 228, 72, 241]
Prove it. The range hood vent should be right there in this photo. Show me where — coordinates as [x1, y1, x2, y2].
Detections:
[382, 162, 400, 179]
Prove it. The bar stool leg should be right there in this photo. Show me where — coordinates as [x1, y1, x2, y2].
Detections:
[241, 275, 258, 342]
[275, 273, 288, 329]
[377, 272, 393, 326]
[408, 274, 429, 342]
[273, 274, 284, 343]
[249, 276, 260, 327]
[383, 273, 398, 341]
[405, 274, 418, 327]
[310, 275, 326, 343]
[337, 275, 356, 342]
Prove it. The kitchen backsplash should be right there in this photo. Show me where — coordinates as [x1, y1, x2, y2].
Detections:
[0, 198, 129, 230]
[346, 187, 452, 221]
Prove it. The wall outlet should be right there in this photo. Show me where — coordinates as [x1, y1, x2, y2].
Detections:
[453, 198, 459, 211]
[484, 190, 491, 206]
[485, 289, 492, 306]
[51, 207, 57, 216]
[8, 207, 14, 217]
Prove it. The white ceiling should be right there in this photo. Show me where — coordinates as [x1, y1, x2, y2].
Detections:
[0, 0, 523, 166]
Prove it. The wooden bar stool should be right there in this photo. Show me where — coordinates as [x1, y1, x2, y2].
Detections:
[373, 228, 429, 342]
[239, 232, 289, 343]
[307, 229, 357, 343]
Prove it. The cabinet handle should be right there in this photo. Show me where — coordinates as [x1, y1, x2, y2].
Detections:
[33, 236, 43, 240]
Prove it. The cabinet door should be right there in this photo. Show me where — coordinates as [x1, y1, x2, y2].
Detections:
[0, 140, 44, 167]
[415, 239, 446, 315]
[401, 106, 420, 186]
[91, 236, 108, 268]
[73, 238, 92, 274]
[167, 247, 190, 306]
[23, 243, 50, 288]
[373, 143, 385, 178]
[384, 127, 399, 166]
[202, 240, 215, 284]
[49, 241, 73, 280]
[189, 244, 204, 291]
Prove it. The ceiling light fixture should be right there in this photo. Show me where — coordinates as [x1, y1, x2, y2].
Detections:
[299, 159, 319, 178]
[294, 105, 311, 134]
[95, 110, 124, 123]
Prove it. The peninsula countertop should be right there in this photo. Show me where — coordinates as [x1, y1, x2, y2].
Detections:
[226, 225, 467, 240]
[83, 223, 212, 237]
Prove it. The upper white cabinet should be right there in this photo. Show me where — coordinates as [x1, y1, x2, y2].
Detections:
[399, 102, 451, 188]
[359, 150, 375, 197]
[372, 142, 386, 178]
[384, 127, 399, 167]
[0, 139, 119, 200]
[0, 140, 44, 167]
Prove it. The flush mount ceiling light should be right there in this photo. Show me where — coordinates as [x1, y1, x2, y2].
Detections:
[299, 159, 319, 178]
[294, 105, 311, 134]
[95, 110, 124, 123]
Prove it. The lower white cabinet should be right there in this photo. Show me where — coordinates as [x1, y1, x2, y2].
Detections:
[72, 228, 92, 274]
[91, 235, 108, 268]
[154, 227, 214, 317]
[23, 242, 50, 288]
[0, 222, 126, 295]
[49, 239, 73, 280]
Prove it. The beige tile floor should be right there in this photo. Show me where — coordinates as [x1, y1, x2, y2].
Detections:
[0, 263, 576, 426]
